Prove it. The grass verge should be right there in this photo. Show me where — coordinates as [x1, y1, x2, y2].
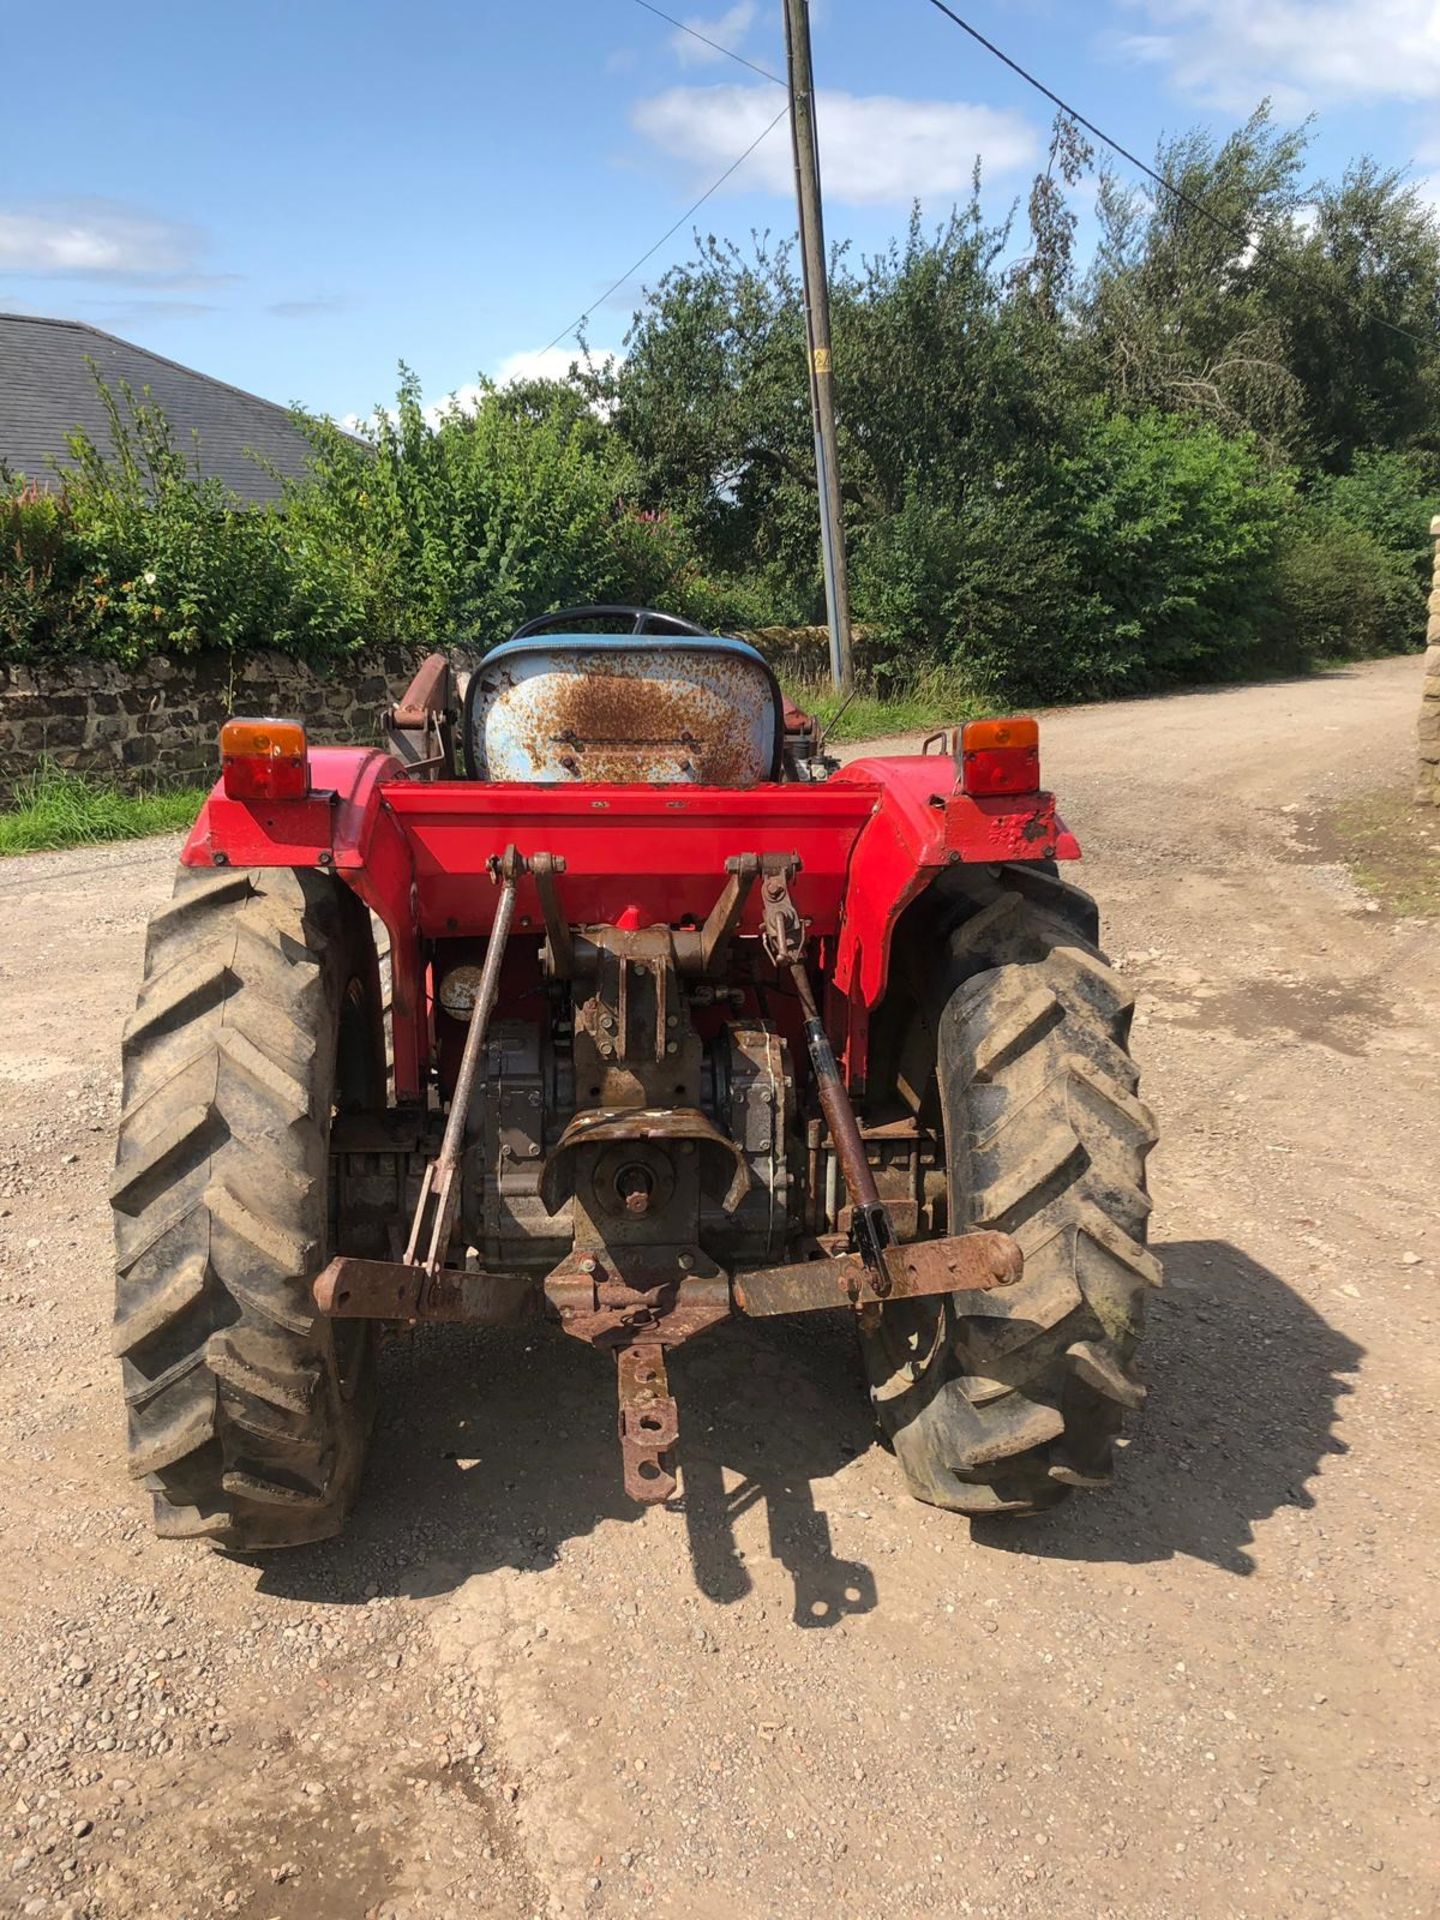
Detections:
[0, 761, 207, 857]
[782, 666, 992, 743]
[1311, 786, 1440, 918]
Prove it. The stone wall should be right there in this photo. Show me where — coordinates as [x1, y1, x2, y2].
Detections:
[0, 646, 435, 802]
[1419, 516, 1440, 806]
[0, 630, 840, 804]
[736, 625, 847, 682]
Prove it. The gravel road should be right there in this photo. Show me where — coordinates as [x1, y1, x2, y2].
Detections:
[0, 654, 1435, 1920]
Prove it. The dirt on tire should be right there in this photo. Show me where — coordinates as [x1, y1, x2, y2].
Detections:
[866, 867, 1158, 1513]
[111, 865, 378, 1550]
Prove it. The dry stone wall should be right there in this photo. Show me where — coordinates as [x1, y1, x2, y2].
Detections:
[0, 648, 434, 802]
[1420, 516, 1440, 806]
[0, 630, 831, 804]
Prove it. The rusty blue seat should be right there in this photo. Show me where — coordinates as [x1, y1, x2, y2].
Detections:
[464, 607, 785, 786]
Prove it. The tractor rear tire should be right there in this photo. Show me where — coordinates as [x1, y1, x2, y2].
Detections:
[863, 867, 1159, 1515]
[110, 866, 381, 1551]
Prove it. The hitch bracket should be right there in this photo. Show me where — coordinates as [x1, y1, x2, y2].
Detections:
[617, 1343, 679, 1502]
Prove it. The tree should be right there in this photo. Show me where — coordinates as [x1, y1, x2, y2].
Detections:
[1083, 106, 1312, 457]
[602, 235, 818, 619]
[1276, 162, 1440, 473]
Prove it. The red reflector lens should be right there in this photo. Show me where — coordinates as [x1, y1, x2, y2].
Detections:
[221, 718, 308, 801]
[960, 717, 1040, 797]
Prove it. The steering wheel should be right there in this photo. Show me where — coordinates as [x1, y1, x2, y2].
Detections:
[507, 604, 714, 641]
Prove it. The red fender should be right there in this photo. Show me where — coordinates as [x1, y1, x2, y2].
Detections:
[828, 756, 1079, 1008]
[182, 747, 426, 1096]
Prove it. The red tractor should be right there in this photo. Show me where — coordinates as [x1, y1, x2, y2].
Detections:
[110, 609, 1157, 1550]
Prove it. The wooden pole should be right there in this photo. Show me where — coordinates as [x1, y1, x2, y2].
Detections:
[783, 0, 854, 690]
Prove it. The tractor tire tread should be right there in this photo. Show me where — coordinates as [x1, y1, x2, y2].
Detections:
[865, 866, 1156, 1516]
[112, 865, 373, 1552]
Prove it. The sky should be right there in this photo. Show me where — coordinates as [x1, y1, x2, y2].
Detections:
[3, 0, 1440, 423]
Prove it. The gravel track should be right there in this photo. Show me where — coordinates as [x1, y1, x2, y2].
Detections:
[0, 654, 1435, 1919]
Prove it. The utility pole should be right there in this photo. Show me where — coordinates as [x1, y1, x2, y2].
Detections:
[783, 0, 854, 691]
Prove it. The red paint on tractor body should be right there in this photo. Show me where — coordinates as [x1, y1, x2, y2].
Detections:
[181, 745, 1078, 1103]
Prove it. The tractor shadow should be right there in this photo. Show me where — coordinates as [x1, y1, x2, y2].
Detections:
[669, 1313, 878, 1625]
[257, 1235, 1361, 1613]
[971, 1238, 1364, 1575]
[257, 1305, 877, 1628]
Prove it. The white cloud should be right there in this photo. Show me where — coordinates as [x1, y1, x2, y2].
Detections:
[1115, 1, 1440, 110]
[427, 384, 485, 422]
[632, 83, 1038, 204]
[493, 344, 617, 385]
[339, 385, 484, 435]
[339, 346, 621, 434]
[670, 2, 758, 65]
[0, 198, 208, 279]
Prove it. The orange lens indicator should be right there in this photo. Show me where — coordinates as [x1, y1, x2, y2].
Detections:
[959, 717, 1040, 797]
[220, 718, 309, 801]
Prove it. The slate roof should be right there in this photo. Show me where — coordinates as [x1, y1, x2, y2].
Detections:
[0, 312, 321, 505]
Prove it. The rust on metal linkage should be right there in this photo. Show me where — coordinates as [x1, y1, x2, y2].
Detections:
[545, 1251, 729, 1507]
[316, 1230, 1022, 1329]
[544, 1252, 731, 1349]
[405, 845, 525, 1278]
[752, 858, 1019, 1304]
[313, 1256, 537, 1325]
[757, 856, 903, 1282]
[733, 1229, 1022, 1317]
[313, 845, 548, 1329]
[385, 651, 457, 775]
[530, 851, 573, 979]
[617, 1343, 680, 1501]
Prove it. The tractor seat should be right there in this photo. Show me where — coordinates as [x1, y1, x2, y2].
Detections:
[464, 626, 785, 785]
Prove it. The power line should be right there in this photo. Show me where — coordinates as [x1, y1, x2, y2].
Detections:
[541, 102, 790, 354]
[630, 0, 784, 85]
[920, 0, 1428, 351]
[922, 0, 1231, 241]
